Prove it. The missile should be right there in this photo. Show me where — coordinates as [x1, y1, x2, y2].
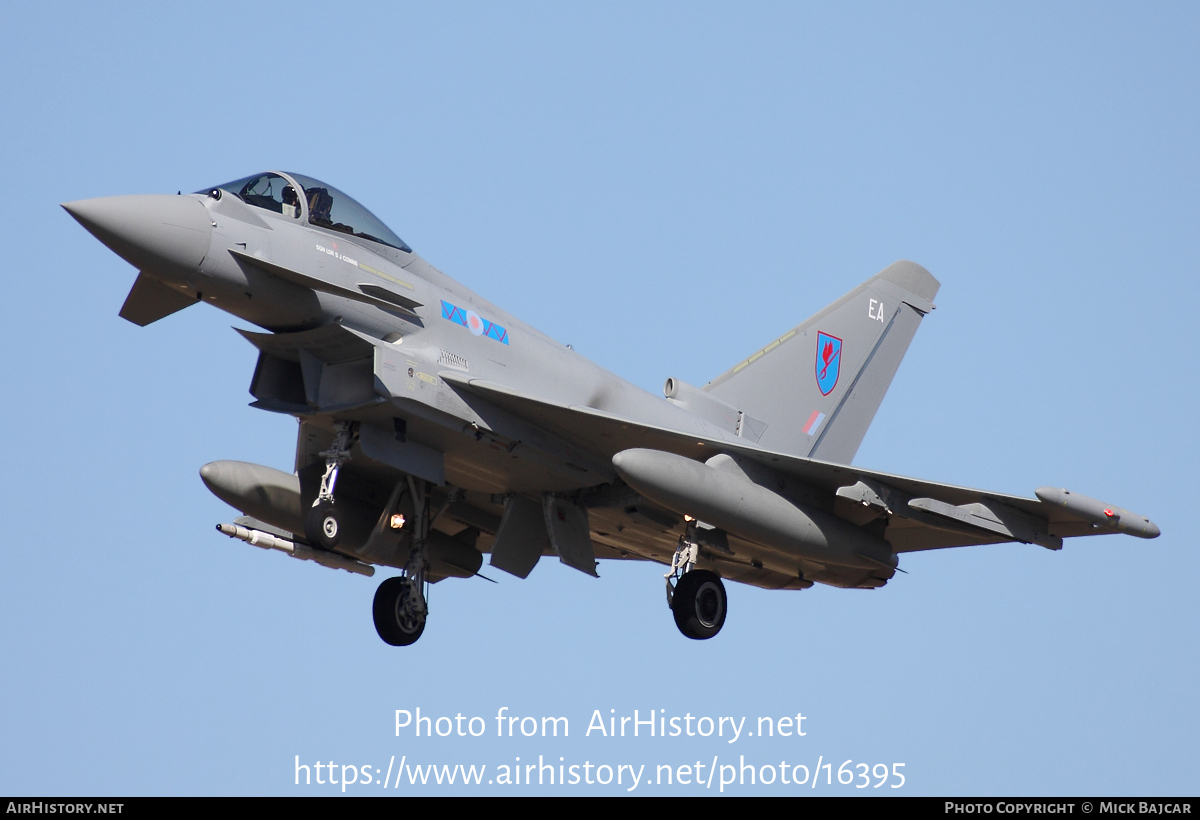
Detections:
[1034, 488, 1160, 539]
[217, 522, 375, 576]
[612, 448, 894, 570]
[216, 521, 483, 579]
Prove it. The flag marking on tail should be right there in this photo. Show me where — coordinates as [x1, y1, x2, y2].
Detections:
[815, 331, 842, 396]
[802, 410, 826, 436]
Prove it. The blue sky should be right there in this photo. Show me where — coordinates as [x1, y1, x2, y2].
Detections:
[2, 2, 1197, 795]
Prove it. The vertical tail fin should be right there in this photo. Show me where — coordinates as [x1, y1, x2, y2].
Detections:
[704, 261, 939, 464]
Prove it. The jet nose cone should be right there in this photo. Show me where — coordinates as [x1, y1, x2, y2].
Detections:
[63, 194, 212, 275]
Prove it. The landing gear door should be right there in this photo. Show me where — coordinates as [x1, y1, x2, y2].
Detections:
[490, 495, 550, 579]
[543, 496, 598, 577]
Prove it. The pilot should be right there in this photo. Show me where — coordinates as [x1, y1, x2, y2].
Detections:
[281, 185, 301, 219]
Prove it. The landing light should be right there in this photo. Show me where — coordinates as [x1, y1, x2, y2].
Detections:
[390, 514, 406, 530]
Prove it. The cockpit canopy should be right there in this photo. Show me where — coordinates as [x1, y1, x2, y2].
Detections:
[204, 172, 412, 253]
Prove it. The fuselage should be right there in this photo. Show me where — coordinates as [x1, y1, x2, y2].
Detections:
[64, 172, 743, 496]
[62, 178, 1163, 646]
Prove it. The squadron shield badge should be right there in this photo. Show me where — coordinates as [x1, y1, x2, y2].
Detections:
[815, 331, 842, 395]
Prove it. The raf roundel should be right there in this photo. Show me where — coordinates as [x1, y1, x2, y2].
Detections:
[465, 309, 485, 336]
[440, 300, 510, 344]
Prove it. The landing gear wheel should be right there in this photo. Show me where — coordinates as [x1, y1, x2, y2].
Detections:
[671, 570, 727, 640]
[372, 577, 426, 647]
[305, 501, 341, 550]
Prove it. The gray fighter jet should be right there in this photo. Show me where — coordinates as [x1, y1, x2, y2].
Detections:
[63, 172, 1160, 646]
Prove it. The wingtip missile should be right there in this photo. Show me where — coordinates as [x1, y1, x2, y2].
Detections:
[1034, 487, 1160, 539]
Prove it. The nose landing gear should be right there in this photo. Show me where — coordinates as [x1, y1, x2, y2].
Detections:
[305, 422, 356, 550]
[306, 501, 342, 551]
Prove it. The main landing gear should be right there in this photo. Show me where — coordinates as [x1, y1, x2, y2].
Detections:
[665, 535, 727, 640]
[301, 422, 430, 647]
[372, 476, 436, 647]
[373, 576, 426, 646]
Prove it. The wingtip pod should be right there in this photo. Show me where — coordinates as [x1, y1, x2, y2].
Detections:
[1034, 487, 1160, 539]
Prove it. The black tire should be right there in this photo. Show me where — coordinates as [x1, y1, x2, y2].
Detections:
[372, 577, 426, 647]
[672, 570, 727, 640]
[305, 501, 341, 550]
